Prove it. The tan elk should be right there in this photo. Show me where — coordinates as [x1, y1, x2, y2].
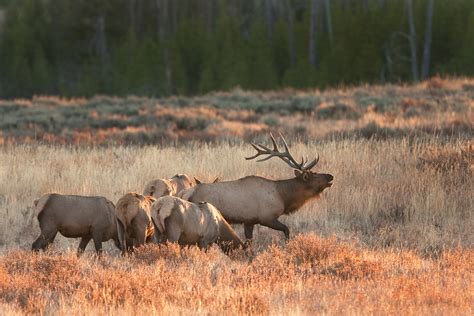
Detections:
[179, 133, 333, 241]
[32, 194, 121, 255]
[115, 192, 156, 254]
[143, 174, 195, 198]
[150, 196, 244, 251]
[143, 174, 218, 198]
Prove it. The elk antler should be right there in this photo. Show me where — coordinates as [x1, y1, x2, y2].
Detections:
[245, 133, 319, 171]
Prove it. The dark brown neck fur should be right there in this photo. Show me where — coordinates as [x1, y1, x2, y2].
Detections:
[275, 178, 320, 215]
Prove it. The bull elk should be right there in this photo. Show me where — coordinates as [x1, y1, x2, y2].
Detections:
[179, 133, 333, 240]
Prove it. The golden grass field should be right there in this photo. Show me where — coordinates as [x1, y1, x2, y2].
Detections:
[0, 79, 473, 314]
[0, 138, 472, 314]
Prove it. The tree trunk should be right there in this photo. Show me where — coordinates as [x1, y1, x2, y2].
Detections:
[406, 0, 419, 81]
[129, 0, 136, 35]
[156, 0, 172, 94]
[308, 0, 318, 67]
[362, 0, 369, 11]
[421, 0, 434, 79]
[94, 16, 109, 66]
[264, 0, 274, 40]
[285, 0, 296, 66]
[323, 0, 333, 43]
[203, 0, 216, 34]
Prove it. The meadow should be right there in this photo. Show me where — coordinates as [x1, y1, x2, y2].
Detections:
[0, 77, 472, 145]
[0, 79, 472, 314]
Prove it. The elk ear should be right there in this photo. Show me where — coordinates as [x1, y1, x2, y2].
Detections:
[302, 172, 310, 181]
[294, 170, 303, 177]
[194, 177, 202, 184]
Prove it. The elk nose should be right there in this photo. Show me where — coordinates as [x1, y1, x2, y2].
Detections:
[327, 174, 334, 182]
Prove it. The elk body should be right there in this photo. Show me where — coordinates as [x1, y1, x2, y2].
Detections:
[143, 174, 195, 198]
[115, 192, 156, 254]
[32, 193, 121, 255]
[180, 134, 333, 240]
[151, 196, 244, 251]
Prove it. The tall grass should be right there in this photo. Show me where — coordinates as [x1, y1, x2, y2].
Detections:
[0, 138, 471, 251]
[0, 138, 472, 314]
[0, 237, 472, 314]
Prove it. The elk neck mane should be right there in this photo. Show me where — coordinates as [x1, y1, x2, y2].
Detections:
[274, 177, 320, 214]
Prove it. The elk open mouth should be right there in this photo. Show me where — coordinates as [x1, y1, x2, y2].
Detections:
[327, 175, 334, 187]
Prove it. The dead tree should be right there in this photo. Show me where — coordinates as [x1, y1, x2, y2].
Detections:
[284, 0, 296, 66]
[406, 0, 419, 81]
[421, 0, 434, 79]
[308, 0, 319, 67]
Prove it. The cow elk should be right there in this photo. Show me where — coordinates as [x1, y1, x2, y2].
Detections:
[32, 193, 121, 255]
[151, 196, 244, 252]
[143, 174, 195, 198]
[115, 192, 156, 254]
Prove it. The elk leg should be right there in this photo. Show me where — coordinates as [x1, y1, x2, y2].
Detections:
[126, 239, 135, 253]
[32, 228, 58, 251]
[244, 224, 254, 240]
[134, 227, 147, 248]
[261, 219, 290, 240]
[32, 235, 46, 251]
[92, 231, 103, 255]
[165, 225, 181, 243]
[77, 237, 91, 256]
[198, 239, 210, 251]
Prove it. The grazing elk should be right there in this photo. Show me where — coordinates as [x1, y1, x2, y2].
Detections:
[32, 193, 121, 255]
[115, 192, 156, 254]
[179, 133, 333, 241]
[150, 196, 244, 251]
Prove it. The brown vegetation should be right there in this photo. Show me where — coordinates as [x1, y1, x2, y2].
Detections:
[0, 235, 472, 314]
[0, 136, 471, 313]
[0, 78, 472, 145]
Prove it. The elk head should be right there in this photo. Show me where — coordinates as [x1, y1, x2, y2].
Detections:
[246, 133, 333, 194]
[171, 174, 194, 188]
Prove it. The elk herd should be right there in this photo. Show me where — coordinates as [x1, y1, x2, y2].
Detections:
[32, 134, 334, 256]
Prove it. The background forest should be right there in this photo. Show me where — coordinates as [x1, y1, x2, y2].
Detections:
[0, 0, 473, 98]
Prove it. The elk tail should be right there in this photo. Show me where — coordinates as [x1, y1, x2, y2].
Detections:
[157, 197, 175, 234]
[34, 194, 52, 220]
[116, 217, 126, 253]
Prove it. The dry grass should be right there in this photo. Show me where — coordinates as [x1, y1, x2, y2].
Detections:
[0, 79, 473, 313]
[0, 236, 472, 314]
[0, 137, 472, 314]
[0, 139, 471, 251]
